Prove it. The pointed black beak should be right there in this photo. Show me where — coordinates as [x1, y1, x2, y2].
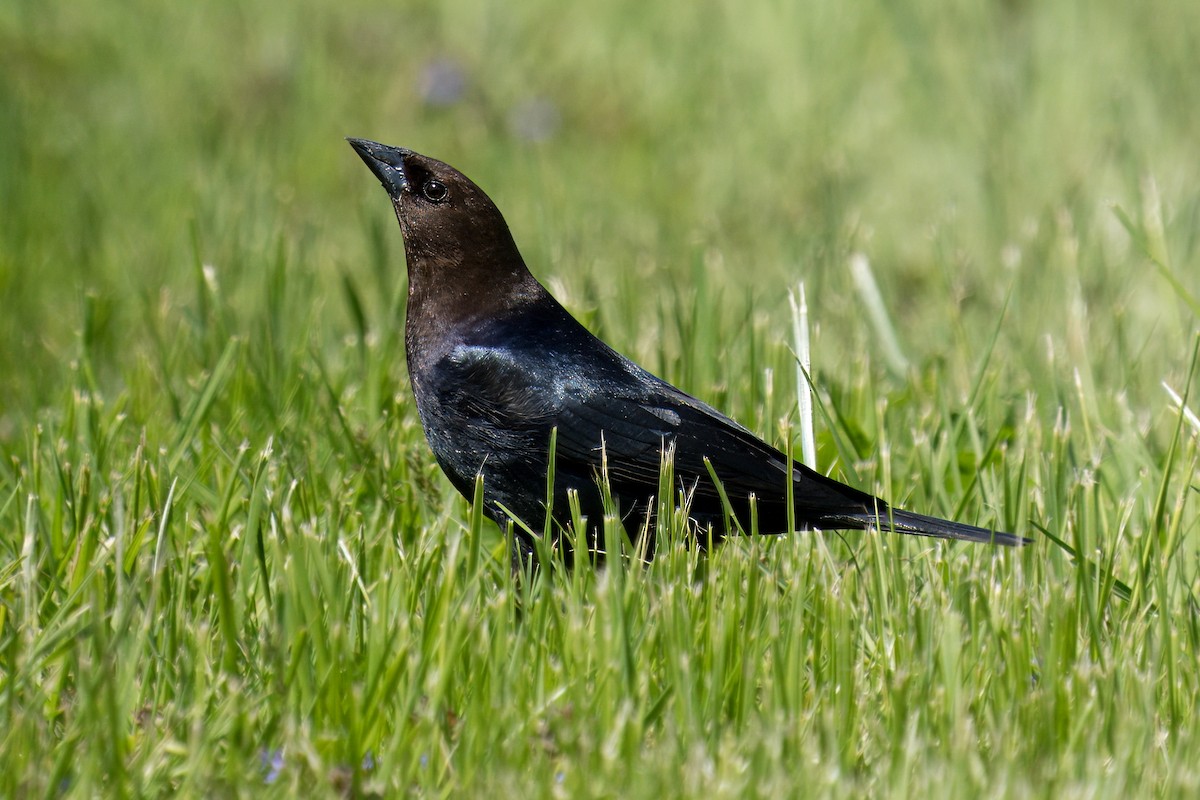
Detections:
[347, 137, 411, 197]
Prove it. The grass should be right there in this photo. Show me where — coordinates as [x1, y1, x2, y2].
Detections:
[2, 0, 1199, 796]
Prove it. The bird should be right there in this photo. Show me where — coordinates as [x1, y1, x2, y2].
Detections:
[347, 137, 1030, 569]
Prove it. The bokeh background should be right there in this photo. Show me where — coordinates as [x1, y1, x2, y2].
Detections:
[5, 0, 1197, 422]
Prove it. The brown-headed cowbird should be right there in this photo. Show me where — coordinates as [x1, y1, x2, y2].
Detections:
[348, 138, 1030, 567]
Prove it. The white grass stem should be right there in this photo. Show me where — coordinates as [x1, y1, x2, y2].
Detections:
[1163, 381, 1200, 436]
[788, 283, 817, 468]
[848, 252, 909, 377]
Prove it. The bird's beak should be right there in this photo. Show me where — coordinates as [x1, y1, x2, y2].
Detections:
[347, 137, 411, 197]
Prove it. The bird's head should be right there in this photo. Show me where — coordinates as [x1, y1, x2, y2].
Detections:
[347, 138, 520, 272]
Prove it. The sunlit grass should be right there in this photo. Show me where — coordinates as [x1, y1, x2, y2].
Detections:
[2, 0, 1199, 796]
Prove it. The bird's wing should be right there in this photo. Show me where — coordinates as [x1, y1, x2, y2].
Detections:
[432, 340, 1024, 544]
[551, 368, 880, 526]
[437, 337, 879, 530]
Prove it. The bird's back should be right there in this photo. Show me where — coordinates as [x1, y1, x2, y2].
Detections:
[410, 290, 882, 554]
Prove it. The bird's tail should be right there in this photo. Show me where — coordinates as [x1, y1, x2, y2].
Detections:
[829, 507, 1031, 547]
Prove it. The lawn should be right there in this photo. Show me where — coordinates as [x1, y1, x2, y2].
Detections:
[2, 0, 1198, 796]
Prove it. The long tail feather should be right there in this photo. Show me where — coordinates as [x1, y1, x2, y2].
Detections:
[830, 508, 1031, 547]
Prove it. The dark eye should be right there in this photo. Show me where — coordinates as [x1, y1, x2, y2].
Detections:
[422, 179, 448, 202]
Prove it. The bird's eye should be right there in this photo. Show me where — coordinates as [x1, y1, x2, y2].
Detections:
[422, 179, 449, 203]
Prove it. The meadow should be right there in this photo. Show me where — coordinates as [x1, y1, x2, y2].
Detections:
[2, 0, 1198, 796]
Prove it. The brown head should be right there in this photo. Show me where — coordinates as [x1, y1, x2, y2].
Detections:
[347, 138, 547, 348]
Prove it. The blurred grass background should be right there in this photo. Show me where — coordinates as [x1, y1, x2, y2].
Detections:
[2, 0, 1199, 796]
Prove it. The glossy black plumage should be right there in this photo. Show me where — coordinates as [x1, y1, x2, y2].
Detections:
[348, 137, 1030, 566]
